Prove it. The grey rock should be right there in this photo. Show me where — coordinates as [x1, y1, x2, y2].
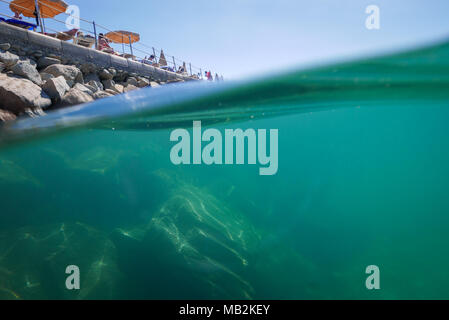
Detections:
[93, 91, 113, 99]
[84, 73, 101, 83]
[87, 80, 103, 92]
[0, 43, 11, 51]
[105, 89, 119, 96]
[0, 108, 16, 122]
[10, 60, 42, 85]
[39, 72, 54, 82]
[99, 69, 114, 80]
[150, 81, 160, 88]
[37, 57, 61, 69]
[83, 83, 98, 94]
[126, 77, 138, 87]
[102, 79, 116, 90]
[42, 76, 70, 101]
[80, 63, 97, 75]
[73, 83, 94, 96]
[0, 74, 51, 114]
[42, 64, 83, 84]
[60, 88, 94, 107]
[0, 62, 5, 73]
[108, 68, 117, 77]
[137, 78, 150, 88]
[0, 50, 19, 68]
[124, 84, 139, 93]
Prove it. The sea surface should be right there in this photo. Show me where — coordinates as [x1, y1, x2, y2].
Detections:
[0, 40, 449, 299]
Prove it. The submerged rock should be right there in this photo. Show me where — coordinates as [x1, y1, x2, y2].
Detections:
[0, 223, 121, 299]
[0, 74, 51, 114]
[112, 182, 259, 299]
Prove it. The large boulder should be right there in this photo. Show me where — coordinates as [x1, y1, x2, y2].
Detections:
[83, 83, 98, 94]
[60, 88, 94, 107]
[42, 76, 70, 101]
[0, 109, 16, 123]
[150, 81, 160, 88]
[0, 50, 19, 68]
[39, 72, 54, 82]
[10, 60, 42, 85]
[126, 77, 139, 87]
[99, 69, 114, 80]
[0, 62, 4, 73]
[124, 84, 139, 93]
[0, 74, 51, 114]
[105, 89, 119, 96]
[37, 56, 61, 69]
[102, 79, 114, 89]
[42, 64, 83, 85]
[137, 78, 150, 88]
[73, 83, 94, 96]
[80, 63, 97, 75]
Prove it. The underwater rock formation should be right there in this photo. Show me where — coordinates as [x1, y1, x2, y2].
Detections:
[0, 222, 120, 299]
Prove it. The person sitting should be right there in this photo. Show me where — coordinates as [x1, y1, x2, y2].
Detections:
[142, 55, 156, 65]
[177, 66, 185, 74]
[13, 12, 23, 20]
[98, 33, 114, 54]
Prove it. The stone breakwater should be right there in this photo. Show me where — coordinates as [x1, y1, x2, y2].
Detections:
[0, 23, 194, 124]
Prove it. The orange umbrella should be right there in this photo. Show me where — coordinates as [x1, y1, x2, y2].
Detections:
[10, 0, 68, 19]
[105, 31, 140, 57]
[105, 31, 140, 44]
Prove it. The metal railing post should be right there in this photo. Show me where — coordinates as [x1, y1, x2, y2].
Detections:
[152, 47, 157, 63]
[189, 63, 192, 76]
[34, 0, 44, 33]
[93, 21, 98, 49]
[129, 35, 134, 58]
[200, 68, 202, 79]
[172, 57, 176, 70]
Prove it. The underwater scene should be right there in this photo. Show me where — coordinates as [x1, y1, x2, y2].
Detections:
[1, 40, 449, 300]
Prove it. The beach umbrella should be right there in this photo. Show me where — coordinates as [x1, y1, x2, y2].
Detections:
[158, 50, 167, 66]
[10, 0, 68, 32]
[10, 0, 67, 18]
[105, 30, 140, 57]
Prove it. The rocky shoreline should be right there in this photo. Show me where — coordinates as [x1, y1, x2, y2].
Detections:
[0, 42, 180, 124]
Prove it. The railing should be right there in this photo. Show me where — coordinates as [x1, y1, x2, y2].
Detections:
[0, 0, 223, 80]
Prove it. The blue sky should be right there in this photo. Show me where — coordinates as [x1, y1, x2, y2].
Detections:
[3, 0, 449, 78]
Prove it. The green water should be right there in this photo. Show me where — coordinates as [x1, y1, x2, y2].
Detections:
[1, 41, 449, 300]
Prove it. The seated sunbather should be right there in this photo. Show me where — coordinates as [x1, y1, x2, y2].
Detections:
[45, 28, 79, 41]
[98, 33, 114, 54]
